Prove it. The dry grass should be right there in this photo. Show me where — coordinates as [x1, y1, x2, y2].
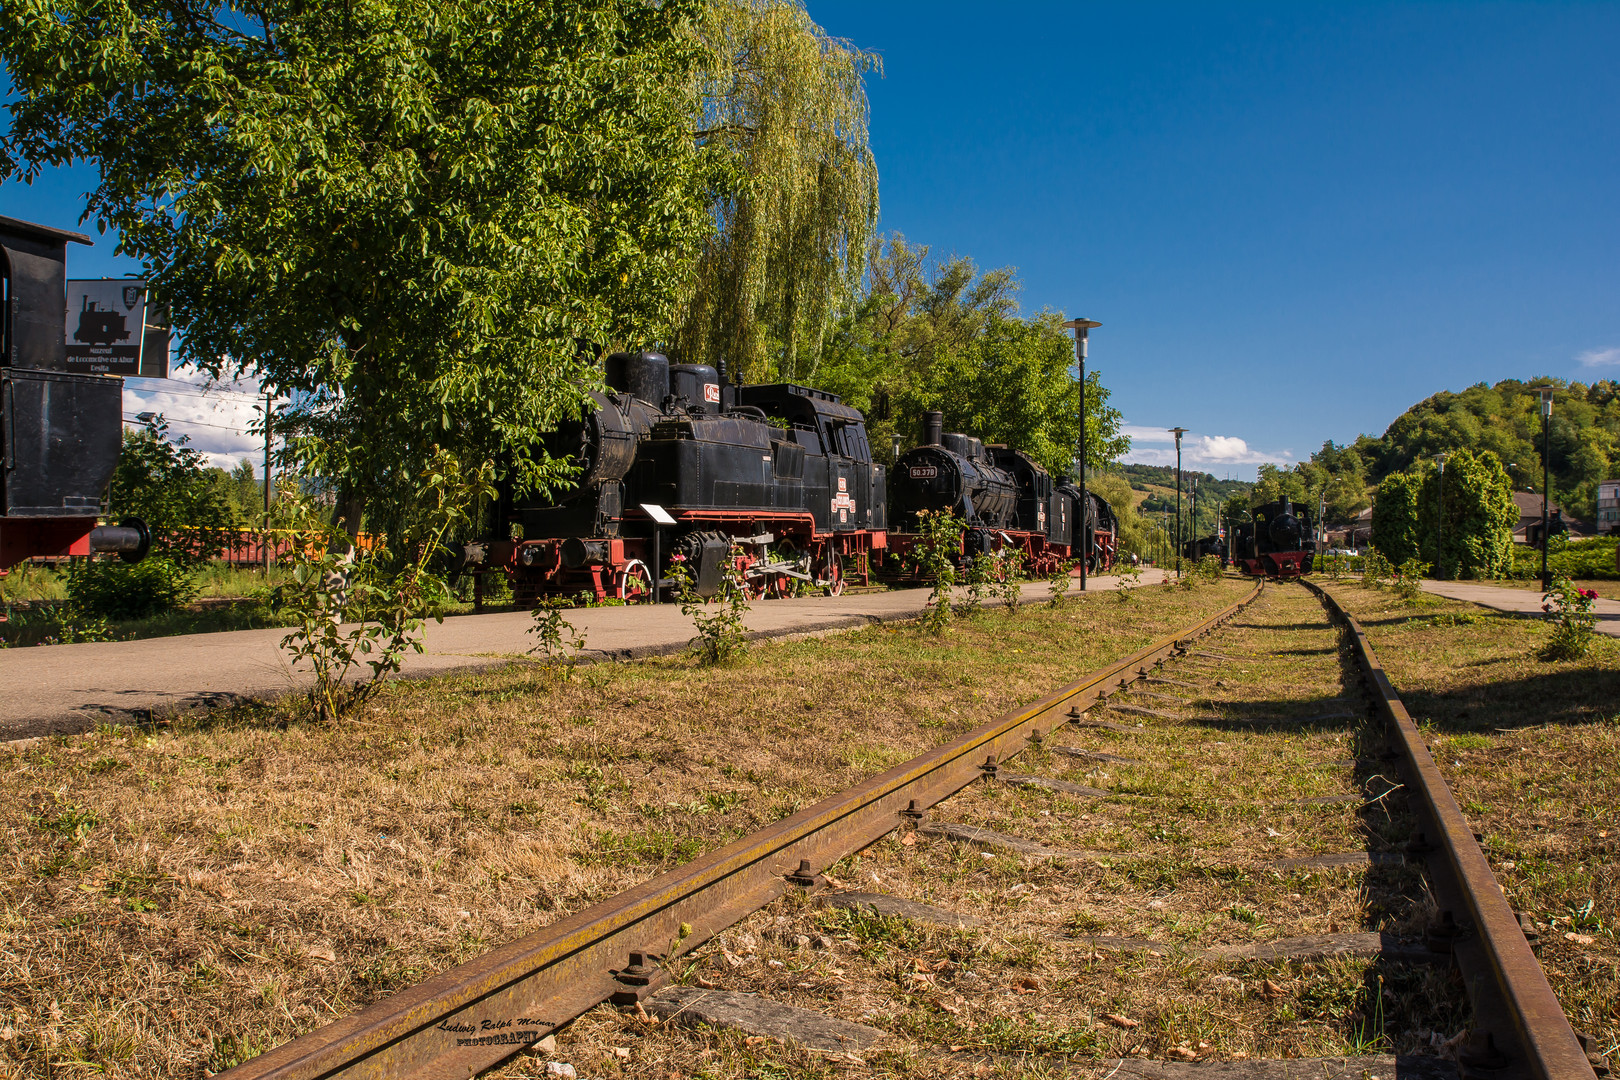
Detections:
[0, 578, 1249, 1079]
[516, 583, 1473, 1079]
[1321, 581, 1620, 1061]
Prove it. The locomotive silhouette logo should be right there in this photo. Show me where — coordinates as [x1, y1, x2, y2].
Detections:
[73, 295, 130, 346]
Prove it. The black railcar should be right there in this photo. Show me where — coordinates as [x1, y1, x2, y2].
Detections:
[1, 216, 147, 571]
[478, 351, 886, 604]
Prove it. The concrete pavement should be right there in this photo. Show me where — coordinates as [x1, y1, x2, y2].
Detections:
[1, 569, 1165, 740]
[1420, 579, 1620, 636]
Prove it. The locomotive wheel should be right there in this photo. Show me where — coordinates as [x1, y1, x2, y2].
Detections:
[769, 542, 802, 598]
[615, 560, 654, 603]
[817, 552, 845, 596]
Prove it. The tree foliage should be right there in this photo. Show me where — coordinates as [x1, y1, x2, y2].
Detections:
[1370, 470, 1423, 566]
[108, 420, 240, 568]
[2, 0, 720, 540]
[815, 235, 1127, 477]
[677, 0, 878, 384]
[1417, 449, 1516, 580]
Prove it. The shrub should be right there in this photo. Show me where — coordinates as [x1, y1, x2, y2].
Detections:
[63, 555, 199, 620]
[915, 510, 964, 635]
[528, 595, 587, 678]
[1047, 558, 1078, 606]
[956, 552, 994, 616]
[1362, 548, 1392, 589]
[1538, 575, 1598, 661]
[277, 448, 494, 721]
[997, 549, 1025, 611]
[672, 543, 751, 665]
[1392, 557, 1432, 601]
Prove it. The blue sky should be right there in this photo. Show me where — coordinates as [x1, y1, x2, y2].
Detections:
[808, 0, 1620, 477]
[5, 2, 1618, 476]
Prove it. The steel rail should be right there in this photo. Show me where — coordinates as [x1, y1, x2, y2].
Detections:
[1306, 580, 1597, 1080]
[218, 581, 1265, 1080]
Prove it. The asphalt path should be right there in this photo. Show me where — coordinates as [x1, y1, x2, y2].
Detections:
[1421, 579, 1620, 636]
[1, 569, 1165, 740]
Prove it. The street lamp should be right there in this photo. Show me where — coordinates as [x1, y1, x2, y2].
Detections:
[135, 411, 156, 424]
[1170, 427, 1188, 578]
[1063, 317, 1102, 591]
[1539, 388, 1554, 591]
[1434, 454, 1449, 580]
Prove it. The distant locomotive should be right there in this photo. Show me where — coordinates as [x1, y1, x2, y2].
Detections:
[884, 411, 1116, 578]
[1, 215, 148, 572]
[1184, 534, 1227, 565]
[469, 350, 886, 603]
[1231, 498, 1314, 578]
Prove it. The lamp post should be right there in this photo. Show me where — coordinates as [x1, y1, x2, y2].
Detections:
[1063, 317, 1102, 590]
[1434, 454, 1448, 580]
[1170, 427, 1188, 578]
[1540, 388, 1554, 591]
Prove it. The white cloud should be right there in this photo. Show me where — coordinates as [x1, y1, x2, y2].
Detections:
[1577, 346, 1620, 368]
[123, 364, 272, 472]
[1117, 422, 1292, 471]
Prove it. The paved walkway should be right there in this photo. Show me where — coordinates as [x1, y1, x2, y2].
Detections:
[1421, 579, 1620, 636]
[1, 569, 1165, 740]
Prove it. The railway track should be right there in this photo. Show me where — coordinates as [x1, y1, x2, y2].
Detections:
[217, 579, 1606, 1080]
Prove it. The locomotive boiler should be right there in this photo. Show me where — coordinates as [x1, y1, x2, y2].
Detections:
[474, 350, 887, 603]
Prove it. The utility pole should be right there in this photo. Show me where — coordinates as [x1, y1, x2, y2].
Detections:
[1540, 389, 1554, 591]
[1063, 317, 1102, 590]
[1434, 454, 1448, 579]
[1170, 428, 1188, 577]
[263, 390, 273, 572]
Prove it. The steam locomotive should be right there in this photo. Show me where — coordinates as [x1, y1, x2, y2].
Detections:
[1230, 498, 1314, 578]
[886, 410, 1116, 578]
[471, 350, 887, 603]
[1, 215, 148, 572]
[470, 364, 1120, 603]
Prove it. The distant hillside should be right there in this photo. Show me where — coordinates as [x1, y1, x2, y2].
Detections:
[1116, 464, 1252, 505]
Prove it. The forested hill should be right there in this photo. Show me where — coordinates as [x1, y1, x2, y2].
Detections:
[1116, 464, 1253, 504]
[1267, 377, 1620, 527]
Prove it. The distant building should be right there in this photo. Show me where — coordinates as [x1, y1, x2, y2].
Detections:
[1513, 491, 1590, 545]
[1598, 480, 1620, 535]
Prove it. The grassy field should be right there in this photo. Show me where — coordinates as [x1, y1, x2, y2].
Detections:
[1321, 580, 1620, 1060]
[550, 583, 1467, 1079]
[0, 563, 517, 648]
[0, 576, 1248, 1079]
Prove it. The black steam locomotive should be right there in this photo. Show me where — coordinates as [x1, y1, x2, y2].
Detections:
[1230, 498, 1314, 578]
[1, 215, 148, 572]
[472, 350, 886, 602]
[885, 410, 1117, 578]
[1184, 534, 1227, 565]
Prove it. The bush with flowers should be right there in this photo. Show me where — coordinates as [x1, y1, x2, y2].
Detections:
[1539, 575, 1598, 661]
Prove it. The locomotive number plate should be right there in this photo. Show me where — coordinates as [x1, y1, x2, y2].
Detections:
[908, 465, 938, 479]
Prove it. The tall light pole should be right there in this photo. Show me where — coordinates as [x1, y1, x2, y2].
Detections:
[263, 390, 275, 572]
[1434, 454, 1448, 580]
[1540, 388, 1554, 591]
[1063, 317, 1102, 590]
[1170, 427, 1188, 578]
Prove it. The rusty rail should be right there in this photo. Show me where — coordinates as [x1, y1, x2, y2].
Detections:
[1306, 580, 1598, 1080]
[218, 582, 1265, 1080]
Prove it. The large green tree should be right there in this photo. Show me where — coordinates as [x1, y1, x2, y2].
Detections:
[677, 0, 879, 384]
[1418, 449, 1516, 580]
[1370, 470, 1423, 565]
[815, 235, 1127, 477]
[2, 0, 719, 539]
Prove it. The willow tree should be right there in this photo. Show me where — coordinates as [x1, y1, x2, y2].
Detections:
[677, 0, 880, 384]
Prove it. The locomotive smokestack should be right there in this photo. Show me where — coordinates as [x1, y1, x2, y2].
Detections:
[923, 411, 943, 447]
